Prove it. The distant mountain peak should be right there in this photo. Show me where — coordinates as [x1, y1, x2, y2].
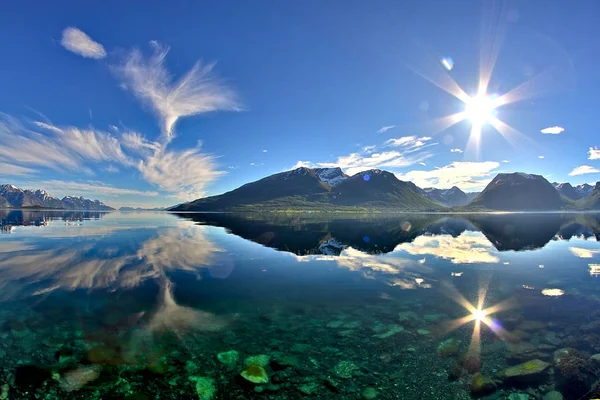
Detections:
[0, 184, 114, 210]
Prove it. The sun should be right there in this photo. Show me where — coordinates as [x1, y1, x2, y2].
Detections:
[464, 94, 497, 126]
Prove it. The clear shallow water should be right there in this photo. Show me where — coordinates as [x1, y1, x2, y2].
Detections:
[1, 211, 600, 399]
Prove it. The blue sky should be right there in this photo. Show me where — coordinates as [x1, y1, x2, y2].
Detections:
[1, 1, 599, 207]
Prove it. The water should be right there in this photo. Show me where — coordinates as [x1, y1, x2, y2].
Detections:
[1, 210, 600, 399]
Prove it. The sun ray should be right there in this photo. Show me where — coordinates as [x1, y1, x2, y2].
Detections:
[488, 116, 539, 151]
[477, 0, 507, 95]
[405, 62, 471, 104]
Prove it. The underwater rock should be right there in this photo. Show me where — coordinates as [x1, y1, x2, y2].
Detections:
[362, 387, 378, 399]
[334, 361, 359, 379]
[190, 376, 216, 400]
[507, 393, 530, 400]
[499, 359, 551, 383]
[245, 354, 270, 367]
[373, 325, 404, 339]
[555, 348, 595, 398]
[397, 311, 419, 324]
[437, 338, 462, 357]
[542, 331, 562, 347]
[506, 341, 541, 362]
[59, 366, 101, 392]
[9, 320, 29, 338]
[417, 329, 430, 336]
[0, 384, 8, 400]
[543, 390, 564, 400]
[298, 382, 320, 395]
[271, 354, 299, 370]
[217, 350, 239, 369]
[553, 348, 571, 364]
[241, 364, 269, 384]
[591, 353, 600, 364]
[326, 320, 345, 328]
[86, 345, 121, 365]
[470, 373, 497, 397]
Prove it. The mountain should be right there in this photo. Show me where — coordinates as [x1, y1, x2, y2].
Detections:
[574, 182, 600, 210]
[465, 192, 480, 202]
[420, 186, 470, 206]
[0, 184, 114, 210]
[575, 183, 595, 197]
[119, 207, 165, 211]
[172, 167, 441, 212]
[468, 173, 565, 211]
[61, 196, 114, 211]
[554, 182, 582, 200]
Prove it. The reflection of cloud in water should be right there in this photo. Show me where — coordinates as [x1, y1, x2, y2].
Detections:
[569, 247, 600, 259]
[0, 223, 230, 298]
[394, 232, 499, 264]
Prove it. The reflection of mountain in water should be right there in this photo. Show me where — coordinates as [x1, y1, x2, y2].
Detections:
[176, 212, 600, 255]
[0, 209, 106, 233]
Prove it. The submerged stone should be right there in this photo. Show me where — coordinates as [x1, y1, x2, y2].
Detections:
[0, 384, 8, 400]
[217, 350, 239, 369]
[298, 382, 320, 395]
[499, 359, 551, 381]
[507, 394, 530, 400]
[470, 373, 496, 396]
[245, 354, 270, 368]
[334, 361, 359, 379]
[373, 325, 404, 339]
[241, 364, 269, 384]
[362, 387, 378, 399]
[437, 338, 462, 357]
[543, 391, 564, 400]
[192, 377, 216, 400]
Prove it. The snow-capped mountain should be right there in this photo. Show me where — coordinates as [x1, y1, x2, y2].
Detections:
[420, 186, 469, 207]
[0, 184, 114, 210]
[575, 183, 594, 197]
[554, 182, 582, 200]
[312, 167, 348, 186]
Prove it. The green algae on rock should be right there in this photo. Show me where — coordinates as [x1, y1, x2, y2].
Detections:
[470, 373, 496, 396]
[437, 338, 462, 357]
[499, 359, 551, 381]
[241, 364, 269, 384]
[190, 376, 217, 400]
[244, 354, 270, 368]
[217, 350, 239, 369]
[334, 360, 359, 379]
[362, 387, 378, 399]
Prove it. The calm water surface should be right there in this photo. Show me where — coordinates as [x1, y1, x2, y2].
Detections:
[1, 210, 600, 400]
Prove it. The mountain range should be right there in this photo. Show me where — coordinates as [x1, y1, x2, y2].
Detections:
[171, 167, 600, 212]
[0, 184, 114, 210]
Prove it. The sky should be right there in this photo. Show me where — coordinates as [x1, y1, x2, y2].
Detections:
[1, 1, 600, 208]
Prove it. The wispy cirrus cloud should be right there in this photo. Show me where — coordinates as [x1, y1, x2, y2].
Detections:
[569, 165, 600, 176]
[292, 136, 435, 176]
[116, 42, 241, 141]
[540, 126, 565, 135]
[589, 147, 600, 160]
[377, 125, 396, 133]
[395, 161, 500, 190]
[60, 27, 106, 59]
[0, 162, 36, 177]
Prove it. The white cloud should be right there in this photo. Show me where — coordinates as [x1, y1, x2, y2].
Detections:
[569, 165, 600, 176]
[502, 160, 510, 163]
[538, 156, 545, 159]
[589, 147, 600, 160]
[540, 126, 565, 135]
[450, 148, 463, 153]
[0, 162, 36, 177]
[138, 147, 225, 200]
[419, 162, 427, 166]
[262, 149, 268, 153]
[395, 161, 500, 190]
[116, 42, 240, 141]
[60, 27, 106, 59]
[396, 232, 498, 264]
[22, 180, 158, 197]
[377, 125, 396, 133]
[105, 165, 119, 173]
[292, 137, 434, 176]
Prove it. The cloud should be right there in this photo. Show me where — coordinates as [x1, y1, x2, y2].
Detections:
[540, 126, 565, 135]
[570, 247, 600, 258]
[450, 148, 463, 153]
[23, 180, 159, 197]
[60, 27, 106, 59]
[292, 137, 434, 176]
[377, 125, 396, 133]
[538, 156, 545, 159]
[396, 161, 500, 190]
[138, 147, 225, 200]
[589, 147, 600, 160]
[116, 42, 240, 141]
[0, 162, 36, 177]
[105, 165, 120, 173]
[262, 149, 268, 153]
[569, 165, 600, 176]
[419, 162, 427, 166]
[502, 160, 510, 163]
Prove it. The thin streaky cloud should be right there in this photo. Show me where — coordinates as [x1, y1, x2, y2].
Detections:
[60, 27, 106, 59]
[450, 148, 463, 153]
[569, 165, 600, 176]
[377, 125, 396, 133]
[540, 126, 565, 135]
[22, 180, 159, 197]
[0, 162, 36, 177]
[589, 147, 600, 160]
[117, 42, 241, 142]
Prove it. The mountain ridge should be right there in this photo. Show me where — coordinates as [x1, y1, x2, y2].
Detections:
[0, 184, 114, 210]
